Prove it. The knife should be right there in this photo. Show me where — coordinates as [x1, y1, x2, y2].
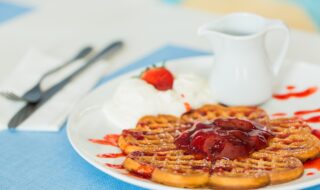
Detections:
[8, 41, 123, 129]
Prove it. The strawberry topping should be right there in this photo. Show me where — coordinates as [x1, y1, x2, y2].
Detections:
[175, 118, 274, 161]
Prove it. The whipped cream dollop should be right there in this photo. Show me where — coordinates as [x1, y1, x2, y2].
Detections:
[103, 74, 213, 128]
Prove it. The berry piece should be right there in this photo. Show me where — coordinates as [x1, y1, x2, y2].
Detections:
[141, 66, 174, 91]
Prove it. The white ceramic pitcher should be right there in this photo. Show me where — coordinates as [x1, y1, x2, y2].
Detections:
[198, 13, 290, 106]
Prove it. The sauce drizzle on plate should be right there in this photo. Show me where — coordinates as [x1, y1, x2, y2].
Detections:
[97, 153, 125, 158]
[286, 85, 296, 90]
[304, 158, 320, 171]
[272, 113, 287, 117]
[89, 134, 120, 147]
[306, 172, 315, 176]
[304, 116, 320, 123]
[273, 86, 318, 100]
[105, 163, 124, 169]
[312, 130, 320, 139]
[294, 108, 320, 116]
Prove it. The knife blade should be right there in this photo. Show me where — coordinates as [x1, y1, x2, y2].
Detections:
[8, 41, 123, 129]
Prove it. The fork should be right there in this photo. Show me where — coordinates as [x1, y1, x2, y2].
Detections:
[0, 46, 93, 103]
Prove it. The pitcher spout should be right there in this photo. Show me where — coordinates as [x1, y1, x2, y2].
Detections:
[197, 22, 225, 40]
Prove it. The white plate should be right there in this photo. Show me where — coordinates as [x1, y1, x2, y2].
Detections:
[67, 56, 320, 190]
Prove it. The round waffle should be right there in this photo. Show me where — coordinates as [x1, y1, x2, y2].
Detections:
[119, 104, 320, 189]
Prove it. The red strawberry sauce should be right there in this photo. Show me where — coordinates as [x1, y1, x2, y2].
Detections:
[286, 85, 296, 90]
[273, 86, 318, 100]
[89, 134, 120, 147]
[105, 163, 124, 169]
[294, 108, 320, 116]
[97, 153, 125, 158]
[272, 112, 287, 117]
[312, 129, 320, 140]
[304, 158, 320, 171]
[304, 116, 320, 123]
[175, 118, 274, 161]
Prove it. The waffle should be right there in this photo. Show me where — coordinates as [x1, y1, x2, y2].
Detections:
[262, 117, 320, 161]
[181, 104, 269, 125]
[119, 105, 320, 189]
[118, 115, 181, 154]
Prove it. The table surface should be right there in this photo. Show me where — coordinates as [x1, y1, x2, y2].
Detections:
[1, 0, 320, 189]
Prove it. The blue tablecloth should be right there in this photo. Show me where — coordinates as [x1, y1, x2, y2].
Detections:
[0, 1, 31, 23]
[0, 44, 205, 190]
[0, 44, 318, 190]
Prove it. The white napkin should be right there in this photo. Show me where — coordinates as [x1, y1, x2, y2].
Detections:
[0, 49, 108, 132]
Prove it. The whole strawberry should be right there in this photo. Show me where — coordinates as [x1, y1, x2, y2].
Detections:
[141, 66, 174, 91]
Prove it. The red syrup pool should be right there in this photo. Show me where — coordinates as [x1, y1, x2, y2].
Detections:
[174, 118, 274, 161]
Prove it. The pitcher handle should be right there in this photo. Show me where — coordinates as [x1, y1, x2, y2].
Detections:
[266, 21, 290, 75]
